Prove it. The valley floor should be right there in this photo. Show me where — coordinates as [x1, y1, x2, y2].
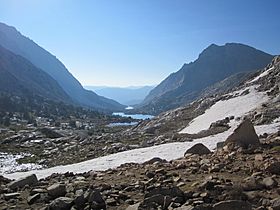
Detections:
[0, 126, 280, 209]
[3, 117, 280, 181]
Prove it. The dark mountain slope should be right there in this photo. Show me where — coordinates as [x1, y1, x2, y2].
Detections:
[0, 22, 124, 111]
[140, 43, 273, 114]
[0, 45, 71, 102]
[199, 71, 255, 99]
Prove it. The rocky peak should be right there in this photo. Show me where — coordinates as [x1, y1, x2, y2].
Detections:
[198, 43, 258, 59]
[139, 43, 273, 114]
[198, 43, 219, 58]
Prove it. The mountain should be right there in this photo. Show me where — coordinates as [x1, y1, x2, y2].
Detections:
[139, 43, 273, 114]
[0, 45, 71, 102]
[84, 85, 155, 105]
[0, 22, 125, 111]
[134, 55, 280, 138]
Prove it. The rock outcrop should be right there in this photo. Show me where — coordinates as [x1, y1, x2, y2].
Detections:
[225, 119, 260, 148]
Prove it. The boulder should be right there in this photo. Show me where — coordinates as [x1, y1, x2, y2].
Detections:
[85, 189, 106, 210]
[144, 186, 185, 200]
[139, 186, 185, 209]
[8, 174, 38, 190]
[139, 194, 172, 209]
[144, 157, 167, 165]
[49, 197, 73, 210]
[74, 189, 86, 209]
[213, 200, 252, 210]
[184, 143, 211, 156]
[265, 162, 280, 175]
[47, 183, 66, 198]
[242, 177, 263, 191]
[262, 177, 278, 189]
[225, 119, 260, 148]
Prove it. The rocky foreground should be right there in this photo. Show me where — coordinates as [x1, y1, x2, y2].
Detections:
[0, 120, 280, 210]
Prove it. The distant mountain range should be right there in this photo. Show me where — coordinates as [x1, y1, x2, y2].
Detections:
[138, 43, 273, 114]
[0, 22, 275, 115]
[0, 22, 125, 112]
[84, 86, 155, 105]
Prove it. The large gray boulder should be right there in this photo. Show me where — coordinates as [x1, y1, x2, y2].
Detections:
[8, 174, 38, 190]
[139, 186, 185, 209]
[49, 197, 73, 210]
[225, 119, 260, 148]
[184, 143, 211, 156]
[265, 161, 280, 175]
[47, 183, 66, 198]
[85, 189, 106, 210]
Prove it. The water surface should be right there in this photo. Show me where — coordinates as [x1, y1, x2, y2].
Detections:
[112, 112, 154, 120]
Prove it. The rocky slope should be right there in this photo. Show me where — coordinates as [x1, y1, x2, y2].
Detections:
[0, 22, 125, 111]
[139, 43, 273, 114]
[0, 127, 279, 209]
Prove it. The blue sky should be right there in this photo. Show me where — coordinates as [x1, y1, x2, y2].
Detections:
[0, 0, 280, 87]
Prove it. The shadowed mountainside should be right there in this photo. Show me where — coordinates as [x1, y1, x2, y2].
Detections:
[0, 22, 125, 111]
[139, 43, 273, 114]
[0, 45, 71, 102]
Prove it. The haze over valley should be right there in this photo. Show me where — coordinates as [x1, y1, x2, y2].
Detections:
[84, 85, 155, 106]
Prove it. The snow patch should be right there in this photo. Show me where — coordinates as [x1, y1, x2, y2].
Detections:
[0, 152, 43, 174]
[3, 119, 279, 180]
[255, 117, 280, 135]
[179, 86, 268, 134]
[247, 67, 274, 84]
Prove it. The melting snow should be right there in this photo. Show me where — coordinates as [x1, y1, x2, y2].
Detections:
[247, 67, 274, 84]
[179, 86, 269, 134]
[3, 119, 280, 180]
[0, 152, 43, 174]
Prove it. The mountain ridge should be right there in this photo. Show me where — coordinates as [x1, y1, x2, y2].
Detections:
[0, 22, 125, 111]
[0, 44, 72, 103]
[139, 43, 273, 114]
